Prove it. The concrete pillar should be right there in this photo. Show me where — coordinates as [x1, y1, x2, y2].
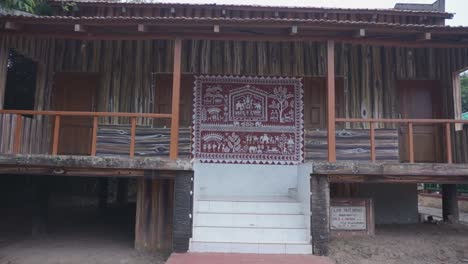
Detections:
[442, 184, 459, 223]
[310, 174, 330, 256]
[172, 172, 193, 253]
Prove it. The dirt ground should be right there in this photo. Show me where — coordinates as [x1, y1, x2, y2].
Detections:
[0, 207, 168, 264]
[329, 224, 468, 264]
[419, 194, 468, 212]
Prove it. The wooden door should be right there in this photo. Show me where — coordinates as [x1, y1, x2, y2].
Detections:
[53, 73, 99, 155]
[303, 77, 345, 129]
[398, 80, 441, 162]
[154, 74, 194, 127]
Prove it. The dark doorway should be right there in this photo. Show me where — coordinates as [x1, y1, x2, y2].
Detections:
[398, 80, 442, 162]
[4, 49, 37, 111]
[52, 72, 99, 155]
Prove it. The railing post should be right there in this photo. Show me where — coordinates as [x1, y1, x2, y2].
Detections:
[408, 122, 414, 163]
[445, 122, 453, 164]
[326, 40, 336, 162]
[370, 121, 376, 162]
[52, 115, 61, 155]
[170, 38, 182, 160]
[91, 116, 98, 156]
[13, 114, 23, 154]
[130, 117, 136, 158]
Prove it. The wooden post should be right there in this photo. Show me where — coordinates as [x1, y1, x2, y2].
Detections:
[445, 123, 453, 164]
[170, 38, 182, 160]
[130, 117, 136, 158]
[326, 40, 336, 162]
[91, 116, 98, 156]
[369, 121, 376, 162]
[117, 178, 129, 207]
[442, 184, 459, 223]
[98, 178, 108, 210]
[135, 177, 174, 252]
[13, 114, 23, 154]
[408, 122, 414, 163]
[52, 115, 61, 155]
[310, 174, 330, 256]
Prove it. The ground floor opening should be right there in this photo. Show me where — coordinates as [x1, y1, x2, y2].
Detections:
[0, 174, 169, 264]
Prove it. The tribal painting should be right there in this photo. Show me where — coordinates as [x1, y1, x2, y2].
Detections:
[192, 75, 304, 165]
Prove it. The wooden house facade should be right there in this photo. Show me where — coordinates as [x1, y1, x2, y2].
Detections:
[1, 0, 468, 256]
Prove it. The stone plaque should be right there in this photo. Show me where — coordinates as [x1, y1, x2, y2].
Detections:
[331, 206, 366, 230]
[330, 198, 374, 236]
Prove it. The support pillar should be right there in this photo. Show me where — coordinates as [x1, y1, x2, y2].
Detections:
[98, 178, 108, 210]
[31, 176, 51, 236]
[326, 40, 336, 162]
[116, 178, 129, 207]
[442, 184, 459, 223]
[172, 171, 193, 253]
[135, 176, 173, 252]
[310, 174, 330, 256]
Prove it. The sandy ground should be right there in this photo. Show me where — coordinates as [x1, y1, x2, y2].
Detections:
[419, 194, 468, 213]
[329, 224, 468, 264]
[0, 207, 168, 264]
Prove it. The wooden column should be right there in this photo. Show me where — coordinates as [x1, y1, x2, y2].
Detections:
[116, 178, 129, 207]
[135, 176, 173, 252]
[30, 176, 51, 236]
[170, 38, 182, 160]
[442, 184, 459, 223]
[98, 178, 108, 210]
[326, 41, 336, 162]
[172, 171, 193, 253]
[310, 174, 330, 256]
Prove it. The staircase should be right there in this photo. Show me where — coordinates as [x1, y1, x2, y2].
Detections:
[190, 196, 312, 254]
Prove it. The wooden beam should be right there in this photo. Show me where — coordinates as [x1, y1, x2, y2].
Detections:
[408, 123, 414, 163]
[446, 123, 453, 164]
[130, 117, 136, 158]
[369, 122, 376, 162]
[417, 32, 432, 41]
[0, 165, 145, 177]
[0, 155, 192, 171]
[4, 21, 22, 31]
[290, 25, 298, 35]
[74, 24, 87, 33]
[329, 174, 468, 184]
[327, 40, 336, 162]
[213, 24, 220, 33]
[13, 114, 22, 154]
[137, 24, 147, 32]
[354, 28, 366, 38]
[169, 38, 182, 160]
[313, 162, 468, 178]
[52, 115, 61, 155]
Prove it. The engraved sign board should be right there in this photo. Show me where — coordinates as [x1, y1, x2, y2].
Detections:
[330, 198, 374, 237]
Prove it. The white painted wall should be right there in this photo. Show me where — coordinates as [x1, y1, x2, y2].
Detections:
[297, 163, 312, 232]
[193, 162, 299, 197]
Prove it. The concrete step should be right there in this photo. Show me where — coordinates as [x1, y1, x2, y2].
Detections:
[192, 226, 309, 243]
[190, 241, 312, 254]
[194, 212, 305, 228]
[196, 199, 304, 214]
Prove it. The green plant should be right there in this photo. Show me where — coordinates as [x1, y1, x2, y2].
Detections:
[461, 73, 468, 113]
[1, 0, 52, 15]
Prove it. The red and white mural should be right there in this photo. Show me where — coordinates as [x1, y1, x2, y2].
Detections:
[192, 75, 304, 164]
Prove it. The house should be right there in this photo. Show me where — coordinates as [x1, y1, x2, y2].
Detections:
[1, 0, 468, 256]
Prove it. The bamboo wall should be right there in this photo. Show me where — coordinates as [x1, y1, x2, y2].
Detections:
[1, 35, 468, 155]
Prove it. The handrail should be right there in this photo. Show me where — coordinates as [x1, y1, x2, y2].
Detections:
[0, 110, 173, 159]
[334, 118, 462, 163]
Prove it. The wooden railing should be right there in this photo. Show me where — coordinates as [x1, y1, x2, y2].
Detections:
[334, 118, 468, 164]
[0, 110, 175, 158]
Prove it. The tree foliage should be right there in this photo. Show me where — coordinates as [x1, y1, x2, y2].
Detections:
[461, 73, 468, 113]
[1, 0, 52, 15]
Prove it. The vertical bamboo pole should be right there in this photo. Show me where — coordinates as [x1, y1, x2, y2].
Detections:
[370, 121, 376, 162]
[408, 122, 414, 163]
[445, 123, 452, 164]
[170, 38, 182, 160]
[52, 115, 61, 155]
[91, 116, 98, 156]
[130, 117, 136, 158]
[13, 114, 23, 154]
[327, 40, 336, 162]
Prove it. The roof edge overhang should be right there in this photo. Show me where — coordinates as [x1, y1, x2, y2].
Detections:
[47, 0, 454, 19]
[1, 15, 468, 48]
